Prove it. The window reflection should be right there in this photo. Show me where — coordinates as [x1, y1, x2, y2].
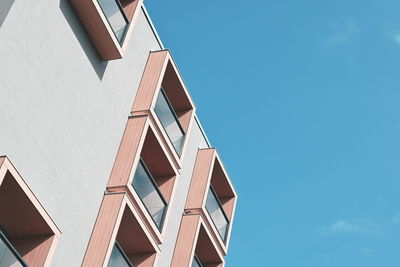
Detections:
[132, 159, 167, 229]
[205, 187, 229, 242]
[0, 231, 27, 267]
[97, 0, 129, 43]
[154, 89, 185, 156]
[108, 242, 134, 267]
[191, 255, 203, 267]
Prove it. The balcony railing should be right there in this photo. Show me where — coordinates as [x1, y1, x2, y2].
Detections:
[96, 0, 129, 44]
[132, 159, 168, 230]
[0, 230, 28, 267]
[191, 255, 203, 267]
[154, 88, 186, 156]
[108, 242, 134, 267]
[205, 186, 230, 243]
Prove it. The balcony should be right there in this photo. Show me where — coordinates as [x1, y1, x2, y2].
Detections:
[71, 0, 143, 60]
[171, 214, 224, 267]
[132, 159, 167, 230]
[131, 50, 196, 168]
[205, 186, 230, 243]
[184, 148, 237, 255]
[0, 230, 27, 267]
[107, 115, 179, 244]
[0, 156, 61, 267]
[83, 193, 159, 267]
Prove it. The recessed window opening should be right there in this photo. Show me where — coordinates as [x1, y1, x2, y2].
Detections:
[96, 0, 130, 43]
[154, 88, 186, 155]
[132, 159, 168, 230]
[191, 254, 203, 267]
[193, 224, 224, 266]
[205, 185, 230, 243]
[0, 167, 59, 267]
[0, 229, 28, 267]
[108, 242, 135, 267]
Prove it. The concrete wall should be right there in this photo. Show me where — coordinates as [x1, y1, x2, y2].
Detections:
[0, 0, 211, 266]
[0, 0, 14, 28]
[157, 121, 209, 267]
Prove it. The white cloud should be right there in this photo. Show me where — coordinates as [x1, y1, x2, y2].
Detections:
[326, 19, 360, 47]
[386, 31, 400, 45]
[393, 34, 400, 44]
[327, 33, 349, 46]
[319, 219, 380, 236]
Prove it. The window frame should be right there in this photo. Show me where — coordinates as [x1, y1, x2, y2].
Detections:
[171, 215, 225, 266]
[0, 230, 28, 267]
[0, 156, 62, 266]
[132, 158, 168, 231]
[192, 254, 203, 267]
[106, 115, 180, 244]
[108, 241, 135, 267]
[184, 148, 238, 255]
[154, 87, 186, 156]
[95, 0, 130, 44]
[70, 0, 144, 60]
[205, 185, 230, 243]
[131, 50, 197, 169]
[82, 193, 160, 266]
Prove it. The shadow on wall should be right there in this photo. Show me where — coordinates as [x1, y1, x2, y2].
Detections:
[59, 0, 108, 80]
[0, 0, 15, 28]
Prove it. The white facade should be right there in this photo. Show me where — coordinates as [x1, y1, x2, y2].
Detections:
[0, 1, 213, 266]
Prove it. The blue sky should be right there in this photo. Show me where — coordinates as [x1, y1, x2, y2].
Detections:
[146, 1, 400, 266]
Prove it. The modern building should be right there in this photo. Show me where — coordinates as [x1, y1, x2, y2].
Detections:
[0, 0, 237, 266]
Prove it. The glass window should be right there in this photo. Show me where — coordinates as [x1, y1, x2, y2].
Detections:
[97, 0, 129, 43]
[0, 231, 27, 267]
[154, 89, 185, 156]
[108, 242, 134, 267]
[132, 159, 167, 230]
[191, 255, 203, 267]
[205, 187, 230, 242]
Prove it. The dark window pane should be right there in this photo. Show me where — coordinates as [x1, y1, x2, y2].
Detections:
[154, 89, 185, 155]
[108, 243, 134, 267]
[205, 187, 229, 242]
[97, 0, 128, 43]
[191, 255, 203, 267]
[0, 232, 26, 267]
[132, 160, 167, 229]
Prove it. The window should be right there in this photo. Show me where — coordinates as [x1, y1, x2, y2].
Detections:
[132, 159, 167, 230]
[191, 255, 203, 267]
[131, 50, 196, 166]
[71, 0, 143, 60]
[154, 88, 185, 155]
[83, 193, 159, 266]
[0, 230, 27, 267]
[97, 0, 129, 43]
[184, 148, 237, 254]
[107, 116, 179, 243]
[0, 156, 61, 266]
[205, 186, 230, 242]
[171, 215, 225, 266]
[108, 242, 134, 267]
